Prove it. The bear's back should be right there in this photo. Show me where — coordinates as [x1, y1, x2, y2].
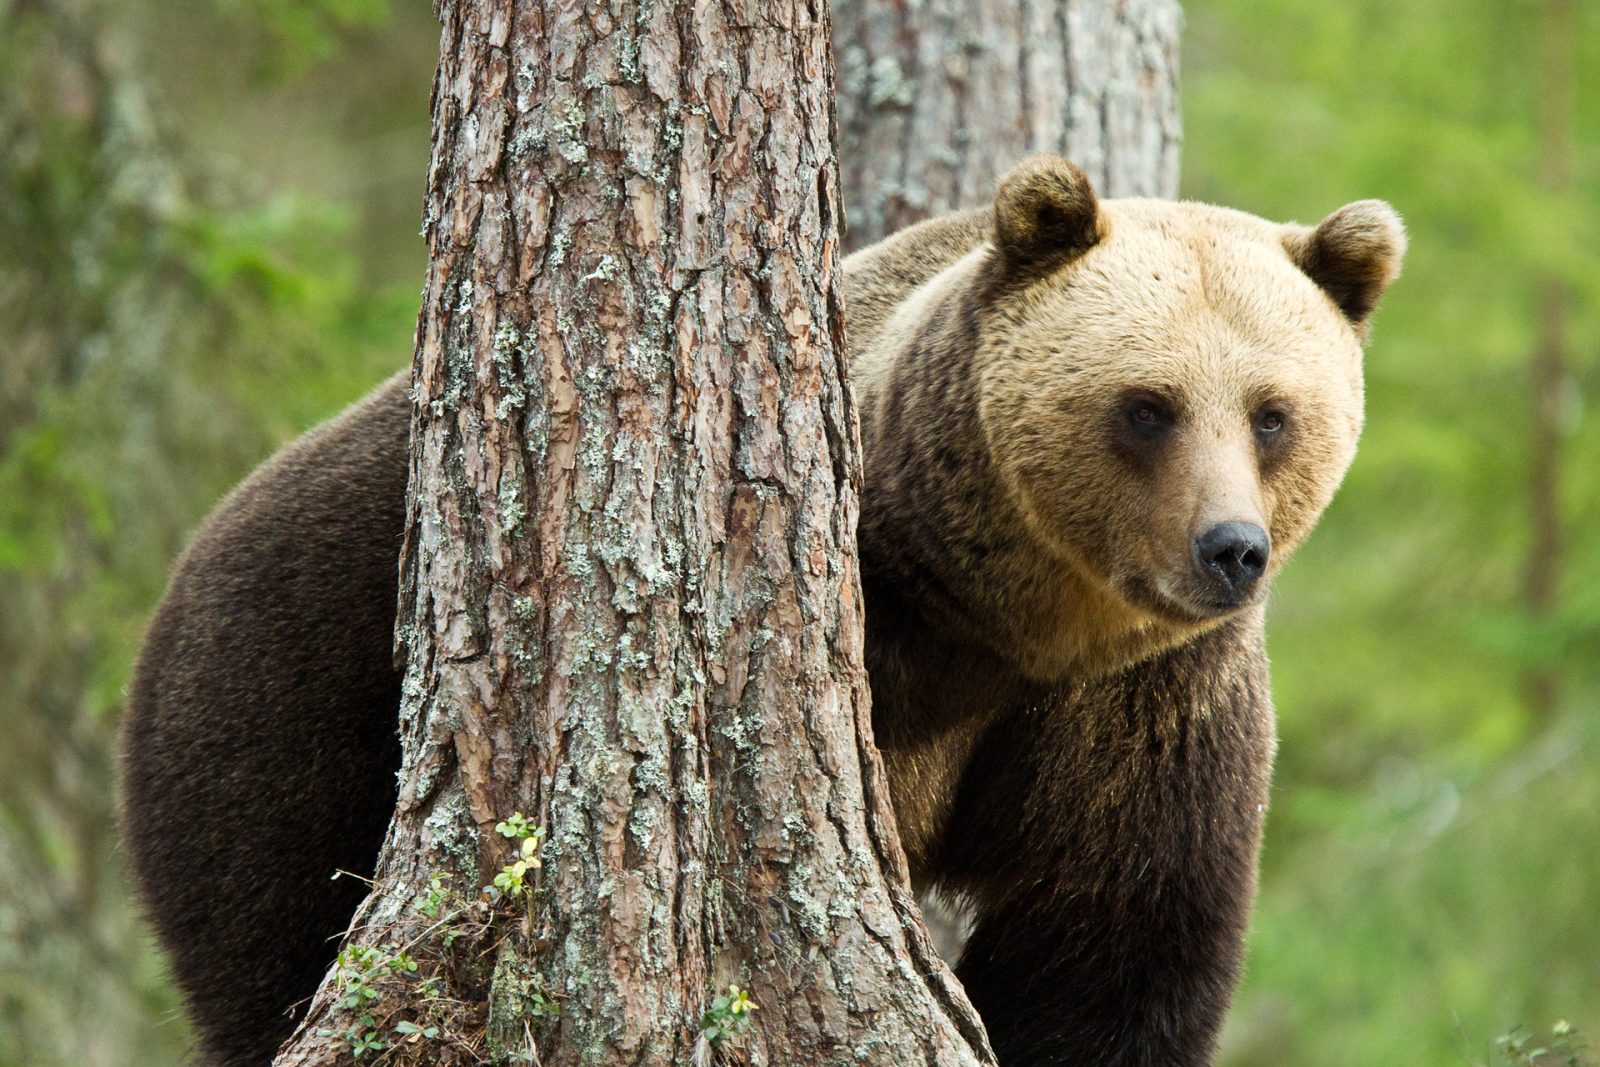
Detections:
[842, 208, 990, 358]
[122, 373, 412, 1066]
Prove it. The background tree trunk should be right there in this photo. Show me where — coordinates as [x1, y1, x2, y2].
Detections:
[1524, 0, 1573, 721]
[274, 1, 992, 1064]
[833, 0, 1182, 249]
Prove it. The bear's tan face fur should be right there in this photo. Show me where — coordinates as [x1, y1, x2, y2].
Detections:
[972, 157, 1405, 676]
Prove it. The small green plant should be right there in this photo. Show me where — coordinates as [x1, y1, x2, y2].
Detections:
[392, 1019, 443, 1043]
[415, 872, 453, 919]
[414, 871, 481, 948]
[528, 988, 560, 1019]
[312, 868, 501, 1062]
[329, 943, 434, 1057]
[335, 945, 389, 1012]
[495, 812, 537, 839]
[699, 984, 758, 1048]
[492, 812, 546, 899]
[343, 1015, 384, 1058]
[1495, 1020, 1592, 1066]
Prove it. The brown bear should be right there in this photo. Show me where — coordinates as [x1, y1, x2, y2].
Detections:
[122, 155, 1403, 1066]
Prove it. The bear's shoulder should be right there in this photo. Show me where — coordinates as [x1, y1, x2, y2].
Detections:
[842, 208, 991, 357]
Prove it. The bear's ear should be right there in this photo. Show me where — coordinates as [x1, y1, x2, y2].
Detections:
[992, 155, 1105, 277]
[1282, 200, 1406, 332]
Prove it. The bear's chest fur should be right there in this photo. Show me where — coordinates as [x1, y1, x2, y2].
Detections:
[865, 575, 1276, 1067]
[864, 578, 1274, 904]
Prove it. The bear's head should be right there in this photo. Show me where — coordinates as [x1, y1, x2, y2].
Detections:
[854, 154, 1405, 681]
[972, 155, 1405, 675]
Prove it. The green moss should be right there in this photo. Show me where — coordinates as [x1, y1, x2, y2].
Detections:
[484, 944, 558, 1062]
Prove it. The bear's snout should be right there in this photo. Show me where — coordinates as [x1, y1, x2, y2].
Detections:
[1191, 522, 1271, 605]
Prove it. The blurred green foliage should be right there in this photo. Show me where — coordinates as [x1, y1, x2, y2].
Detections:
[0, 0, 429, 1062]
[0, 0, 1594, 1064]
[1182, 2, 1600, 1064]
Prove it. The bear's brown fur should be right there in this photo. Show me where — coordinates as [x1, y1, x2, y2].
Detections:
[848, 158, 1402, 1063]
[123, 156, 1403, 1066]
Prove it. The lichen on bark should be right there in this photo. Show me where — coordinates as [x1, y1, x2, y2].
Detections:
[272, 1, 993, 1064]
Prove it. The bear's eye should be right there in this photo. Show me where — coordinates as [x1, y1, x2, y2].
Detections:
[1127, 402, 1172, 438]
[1256, 411, 1285, 436]
[1120, 399, 1174, 446]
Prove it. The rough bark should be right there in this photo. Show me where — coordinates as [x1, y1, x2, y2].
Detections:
[833, 0, 1182, 249]
[273, 1, 992, 1065]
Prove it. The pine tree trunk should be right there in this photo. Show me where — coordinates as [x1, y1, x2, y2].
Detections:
[272, 1, 992, 1064]
[833, 0, 1182, 248]
[1524, 0, 1572, 721]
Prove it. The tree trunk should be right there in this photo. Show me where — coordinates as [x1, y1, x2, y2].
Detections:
[1524, 0, 1573, 721]
[273, 1, 991, 1065]
[833, 0, 1182, 249]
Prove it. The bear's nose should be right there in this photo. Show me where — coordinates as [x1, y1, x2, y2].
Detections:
[1191, 522, 1271, 602]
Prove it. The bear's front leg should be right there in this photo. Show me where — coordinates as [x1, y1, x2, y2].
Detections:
[936, 622, 1275, 1066]
[953, 880, 1249, 1066]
